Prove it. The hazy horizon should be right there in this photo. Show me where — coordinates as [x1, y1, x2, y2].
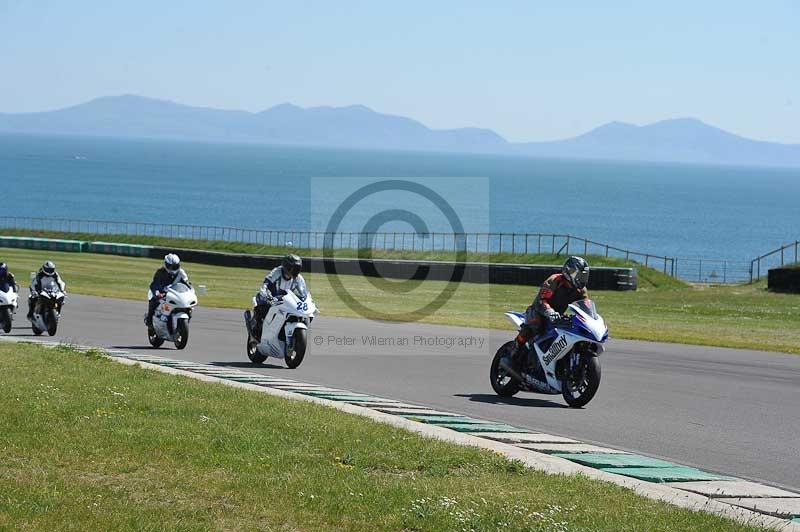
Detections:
[9, 93, 791, 145]
[0, 2, 798, 143]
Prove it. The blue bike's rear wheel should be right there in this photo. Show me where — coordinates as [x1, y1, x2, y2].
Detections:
[490, 341, 520, 397]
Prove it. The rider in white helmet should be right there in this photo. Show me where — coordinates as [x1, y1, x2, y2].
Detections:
[145, 253, 190, 327]
[27, 261, 66, 319]
[249, 254, 306, 341]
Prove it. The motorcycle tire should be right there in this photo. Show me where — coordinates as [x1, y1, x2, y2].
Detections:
[174, 319, 189, 350]
[285, 328, 307, 369]
[47, 309, 58, 336]
[148, 326, 164, 348]
[0, 308, 11, 333]
[562, 355, 601, 408]
[490, 341, 521, 397]
[246, 337, 266, 364]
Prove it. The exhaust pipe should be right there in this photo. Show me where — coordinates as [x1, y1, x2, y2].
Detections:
[498, 358, 525, 384]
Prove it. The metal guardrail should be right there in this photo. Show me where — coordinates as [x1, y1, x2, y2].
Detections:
[750, 241, 800, 282]
[4, 216, 793, 284]
[0, 215, 677, 274]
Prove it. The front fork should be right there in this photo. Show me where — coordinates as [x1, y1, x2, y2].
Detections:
[556, 351, 583, 382]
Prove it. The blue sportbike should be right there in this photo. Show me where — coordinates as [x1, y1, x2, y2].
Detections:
[490, 299, 608, 408]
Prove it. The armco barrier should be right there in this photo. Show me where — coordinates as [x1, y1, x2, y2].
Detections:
[0, 235, 85, 252]
[86, 241, 153, 257]
[147, 247, 637, 291]
[767, 267, 800, 293]
[0, 237, 637, 290]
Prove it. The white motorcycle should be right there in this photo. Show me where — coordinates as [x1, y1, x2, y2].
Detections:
[146, 281, 198, 350]
[29, 277, 66, 337]
[0, 283, 18, 334]
[490, 299, 608, 408]
[244, 284, 318, 369]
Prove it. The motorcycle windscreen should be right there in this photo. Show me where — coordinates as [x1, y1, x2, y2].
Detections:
[291, 279, 308, 301]
[40, 277, 59, 291]
[570, 299, 599, 320]
[170, 283, 191, 293]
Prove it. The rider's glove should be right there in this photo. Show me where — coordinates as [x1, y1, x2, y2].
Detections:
[545, 309, 562, 322]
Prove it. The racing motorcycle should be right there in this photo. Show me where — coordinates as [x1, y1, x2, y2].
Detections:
[146, 281, 198, 350]
[244, 284, 318, 369]
[29, 277, 66, 336]
[0, 283, 18, 333]
[490, 300, 608, 408]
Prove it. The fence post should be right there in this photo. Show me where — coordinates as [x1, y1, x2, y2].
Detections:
[699, 259, 703, 281]
[551, 235, 555, 254]
[605, 245, 609, 258]
[511, 233, 515, 254]
[525, 233, 528, 254]
[781, 247, 784, 266]
[566, 235, 570, 255]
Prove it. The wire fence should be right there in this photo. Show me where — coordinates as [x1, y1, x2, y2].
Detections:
[0, 215, 677, 271]
[751, 241, 800, 282]
[672, 258, 753, 284]
[0, 215, 795, 284]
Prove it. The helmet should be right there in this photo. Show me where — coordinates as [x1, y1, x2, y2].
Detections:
[164, 253, 181, 273]
[0, 263, 7, 276]
[41, 261, 56, 276]
[562, 256, 589, 289]
[281, 254, 302, 278]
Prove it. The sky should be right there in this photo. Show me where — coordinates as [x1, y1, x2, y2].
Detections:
[0, 1, 798, 143]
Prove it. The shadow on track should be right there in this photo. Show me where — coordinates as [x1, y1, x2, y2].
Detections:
[209, 361, 289, 370]
[111, 345, 171, 351]
[454, 393, 565, 409]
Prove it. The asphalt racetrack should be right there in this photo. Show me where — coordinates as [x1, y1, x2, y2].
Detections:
[8, 294, 799, 491]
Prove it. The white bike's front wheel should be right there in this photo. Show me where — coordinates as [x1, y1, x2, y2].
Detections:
[285, 329, 307, 369]
[174, 319, 189, 350]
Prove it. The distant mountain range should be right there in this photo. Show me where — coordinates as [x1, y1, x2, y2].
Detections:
[2, 95, 799, 167]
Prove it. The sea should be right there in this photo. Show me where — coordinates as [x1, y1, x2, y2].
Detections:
[2, 133, 799, 264]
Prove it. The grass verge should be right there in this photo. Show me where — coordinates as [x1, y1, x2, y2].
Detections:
[0, 342, 761, 531]
[1, 246, 799, 354]
[0, 228, 682, 289]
